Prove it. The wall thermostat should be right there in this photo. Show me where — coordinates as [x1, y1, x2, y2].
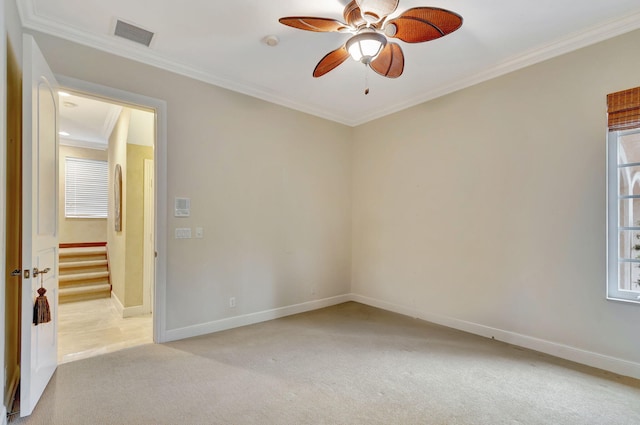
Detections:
[174, 197, 190, 217]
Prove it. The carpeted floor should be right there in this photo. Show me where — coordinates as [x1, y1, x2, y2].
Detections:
[11, 302, 640, 424]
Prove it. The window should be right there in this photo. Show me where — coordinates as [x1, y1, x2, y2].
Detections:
[607, 87, 640, 303]
[65, 157, 108, 218]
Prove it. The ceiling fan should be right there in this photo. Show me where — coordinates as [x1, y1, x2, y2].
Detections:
[279, 0, 463, 79]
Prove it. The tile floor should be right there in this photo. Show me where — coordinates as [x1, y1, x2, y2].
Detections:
[58, 298, 153, 364]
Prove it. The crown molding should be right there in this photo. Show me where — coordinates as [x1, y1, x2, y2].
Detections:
[351, 10, 640, 126]
[17, 0, 640, 127]
[101, 104, 122, 141]
[59, 138, 108, 150]
[17, 0, 352, 125]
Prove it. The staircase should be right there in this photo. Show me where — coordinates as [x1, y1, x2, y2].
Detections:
[59, 243, 111, 303]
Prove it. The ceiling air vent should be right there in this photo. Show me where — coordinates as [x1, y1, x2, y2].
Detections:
[114, 19, 154, 47]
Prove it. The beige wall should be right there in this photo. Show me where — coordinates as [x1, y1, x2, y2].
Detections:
[31, 30, 353, 329]
[127, 108, 154, 147]
[352, 29, 640, 365]
[58, 145, 108, 244]
[24, 24, 640, 374]
[107, 110, 130, 304]
[124, 143, 153, 307]
[107, 107, 154, 309]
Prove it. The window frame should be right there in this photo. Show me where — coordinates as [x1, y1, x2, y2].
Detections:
[607, 128, 640, 304]
[64, 156, 109, 219]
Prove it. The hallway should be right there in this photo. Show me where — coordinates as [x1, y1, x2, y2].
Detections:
[58, 298, 152, 364]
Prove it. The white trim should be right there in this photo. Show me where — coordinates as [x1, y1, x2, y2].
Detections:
[123, 305, 145, 318]
[0, 0, 7, 418]
[100, 104, 123, 142]
[350, 294, 640, 380]
[54, 75, 169, 343]
[356, 11, 640, 126]
[109, 285, 145, 319]
[164, 295, 352, 342]
[163, 291, 640, 379]
[17, 4, 347, 125]
[59, 138, 107, 151]
[110, 291, 124, 316]
[17, 1, 640, 127]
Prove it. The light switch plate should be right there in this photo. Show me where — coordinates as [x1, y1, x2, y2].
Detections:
[175, 228, 192, 239]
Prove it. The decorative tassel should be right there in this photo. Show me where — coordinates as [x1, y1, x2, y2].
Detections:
[33, 287, 51, 325]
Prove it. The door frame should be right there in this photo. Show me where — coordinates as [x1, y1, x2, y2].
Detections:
[143, 158, 154, 315]
[0, 0, 7, 421]
[55, 75, 168, 343]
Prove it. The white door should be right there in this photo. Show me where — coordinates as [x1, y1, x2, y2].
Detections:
[20, 34, 59, 417]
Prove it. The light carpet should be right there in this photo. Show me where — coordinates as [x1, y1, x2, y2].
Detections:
[12, 302, 640, 424]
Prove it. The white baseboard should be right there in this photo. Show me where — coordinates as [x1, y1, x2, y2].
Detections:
[160, 291, 640, 380]
[111, 292, 124, 316]
[164, 294, 352, 342]
[1, 405, 7, 425]
[110, 293, 144, 318]
[351, 294, 640, 380]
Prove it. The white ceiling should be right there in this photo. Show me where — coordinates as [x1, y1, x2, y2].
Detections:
[18, 0, 640, 126]
[58, 92, 121, 149]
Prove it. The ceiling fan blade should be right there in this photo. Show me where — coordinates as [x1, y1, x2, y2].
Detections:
[313, 45, 351, 78]
[343, 0, 366, 28]
[370, 42, 404, 78]
[356, 0, 399, 23]
[279, 17, 349, 32]
[385, 7, 463, 43]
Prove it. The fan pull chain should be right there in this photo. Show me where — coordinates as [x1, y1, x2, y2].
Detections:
[364, 64, 370, 95]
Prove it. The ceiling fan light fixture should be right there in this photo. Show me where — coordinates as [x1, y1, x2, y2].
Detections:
[346, 31, 387, 64]
[279, 2, 462, 79]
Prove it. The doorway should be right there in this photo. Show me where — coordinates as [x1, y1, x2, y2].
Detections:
[57, 91, 156, 363]
[5, 36, 167, 418]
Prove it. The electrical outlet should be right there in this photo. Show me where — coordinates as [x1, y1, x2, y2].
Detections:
[229, 297, 236, 308]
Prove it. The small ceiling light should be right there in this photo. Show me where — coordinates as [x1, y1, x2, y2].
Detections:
[346, 31, 387, 64]
[63, 101, 78, 108]
[263, 35, 280, 47]
[58, 91, 71, 97]
[59, 131, 70, 136]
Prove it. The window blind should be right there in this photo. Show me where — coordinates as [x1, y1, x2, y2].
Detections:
[65, 157, 108, 218]
[607, 87, 640, 132]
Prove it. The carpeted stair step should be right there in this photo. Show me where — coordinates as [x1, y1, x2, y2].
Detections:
[59, 259, 108, 275]
[59, 271, 110, 286]
[59, 246, 108, 263]
[59, 283, 112, 304]
[58, 243, 111, 303]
